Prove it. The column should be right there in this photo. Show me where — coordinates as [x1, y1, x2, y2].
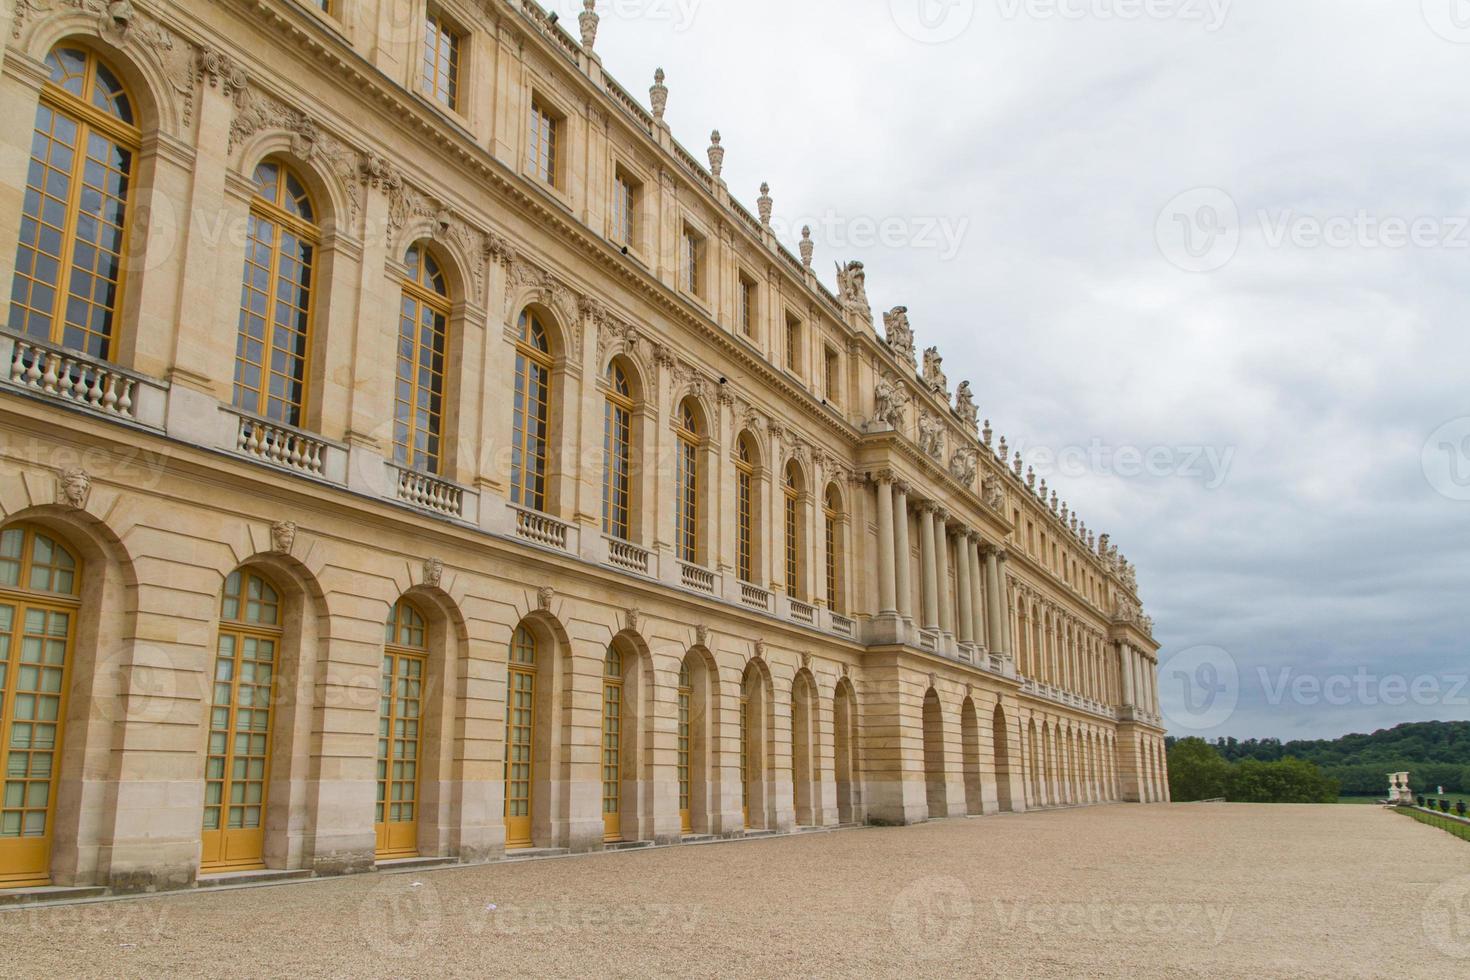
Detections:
[969, 539, 986, 650]
[997, 552, 1013, 658]
[935, 512, 953, 639]
[875, 475, 897, 615]
[894, 482, 913, 621]
[1120, 643, 1136, 706]
[919, 505, 939, 630]
[955, 527, 973, 646]
[984, 547, 1004, 653]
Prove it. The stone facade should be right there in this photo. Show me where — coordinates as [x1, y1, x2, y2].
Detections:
[0, 0, 1167, 893]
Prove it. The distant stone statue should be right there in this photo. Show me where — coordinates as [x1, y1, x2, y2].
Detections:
[919, 412, 944, 459]
[922, 346, 949, 400]
[873, 375, 908, 429]
[949, 446, 977, 486]
[954, 381, 978, 433]
[836, 260, 870, 318]
[883, 306, 915, 365]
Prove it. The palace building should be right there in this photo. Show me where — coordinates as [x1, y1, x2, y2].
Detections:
[0, 0, 1167, 894]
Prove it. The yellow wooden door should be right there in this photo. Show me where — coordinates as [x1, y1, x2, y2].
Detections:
[0, 527, 79, 888]
[201, 571, 280, 873]
[602, 648, 622, 843]
[677, 667, 691, 834]
[375, 646, 424, 859]
[504, 626, 538, 849]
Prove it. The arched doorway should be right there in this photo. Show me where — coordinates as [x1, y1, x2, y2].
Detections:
[992, 705, 1013, 813]
[922, 689, 947, 820]
[961, 699, 983, 815]
[790, 670, 816, 827]
[740, 660, 768, 829]
[833, 678, 859, 824]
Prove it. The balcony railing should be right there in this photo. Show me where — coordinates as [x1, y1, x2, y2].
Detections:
[830, 613, 854, 638]
[606, 537, 650, 574]
[918, 630, 939, 652]
[3, 333, 164, 428]
[679, 561, 715, 595]
[740, 581, 772, 612]
[230, 410, 332, 478]
[392, 465, 464, 517]
[514, 506, 569, 550]
[789, 598, 816, 625]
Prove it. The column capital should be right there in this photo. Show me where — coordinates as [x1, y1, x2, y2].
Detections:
[872, 468, 895, 485]
[894, 479, 912, 496]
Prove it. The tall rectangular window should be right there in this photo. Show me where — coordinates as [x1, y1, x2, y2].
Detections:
[612, 170, 638, 246]
[824, 346, 840, 404]
[422, 12, 461, 111]
[738, 274, 756, 338]
[529, 99, 559, 187]
[785, 313, 802, 374]
[683, 226, 703, 298]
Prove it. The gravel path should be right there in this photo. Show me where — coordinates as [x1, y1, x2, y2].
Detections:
[2, 804, 1467, 978]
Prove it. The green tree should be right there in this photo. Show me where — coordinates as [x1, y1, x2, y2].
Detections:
[1167, 738, 1230, 802]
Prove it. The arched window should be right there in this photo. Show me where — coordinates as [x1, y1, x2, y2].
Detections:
[233, 161, 317, 427]
[378, 600, 427, 859]
[511, 311, 552, 512]
[677, 662, 691, 833]
[602, 363, 632, 540]
[203, 569, 282, 872]
[783, 462, 802, 599]
[735, 435, 756, 584]
[824, 485, 843, 614]
[504, 625, 536, 848]
[0, 526, 80, 887]
[674, 400, 701, 565]
[8, 47, 138, 360]
[394, 245, 449, 472]
[601, 646, 623, 842]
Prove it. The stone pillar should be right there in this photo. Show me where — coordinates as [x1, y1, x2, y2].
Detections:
[984, 548, 1004, 653]
[996, 552, 1013, 658]
[919, 505, 939, 630]
[935, 513, 953, 640]
[968, 538, 986, 650]
[955, 530, 973, 646]
[1122, 645, 1137, 707]
[894, 482, 912, 621]
[875, 475, 897, 615]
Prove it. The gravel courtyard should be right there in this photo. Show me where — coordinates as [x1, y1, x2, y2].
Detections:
[2, 804, 1466, 978]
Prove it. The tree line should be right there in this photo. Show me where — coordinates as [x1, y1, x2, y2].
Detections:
[1167, 739, 1340, 803]
[1166, 721, 1470, 798]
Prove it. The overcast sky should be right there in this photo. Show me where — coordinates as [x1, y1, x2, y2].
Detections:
[580, 0, 1470, 742]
